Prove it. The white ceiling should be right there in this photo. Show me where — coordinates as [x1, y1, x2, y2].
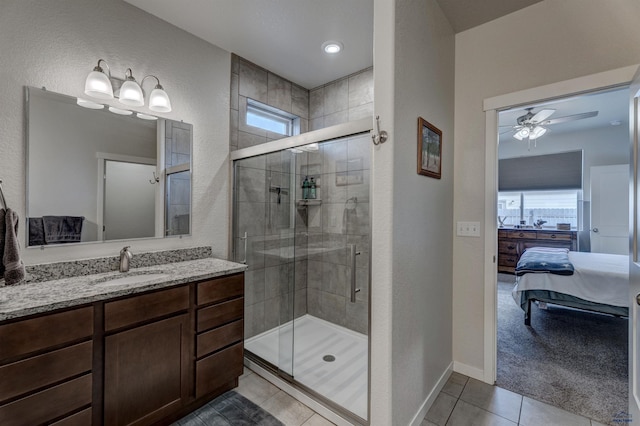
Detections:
[124, 0, 546, 89]
[124, 0, 374, 89]
[498, 88, 629, 144]
[124, 1, 628, 138]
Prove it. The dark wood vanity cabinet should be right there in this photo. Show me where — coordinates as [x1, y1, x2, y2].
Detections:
[0, 306, 94, 426]
[0, 271, 245, 426]
[103, 287, 190, 426]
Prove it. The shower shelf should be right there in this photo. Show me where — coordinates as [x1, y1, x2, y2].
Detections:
[296, 199, 322, 207]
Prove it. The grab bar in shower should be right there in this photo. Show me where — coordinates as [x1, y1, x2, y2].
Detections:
[349, 244, 361, 303]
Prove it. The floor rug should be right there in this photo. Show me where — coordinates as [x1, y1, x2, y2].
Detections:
[173, 390, 283, 426]
[496, 278, 628, 425]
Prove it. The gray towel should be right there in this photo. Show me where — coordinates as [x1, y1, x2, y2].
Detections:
[28, 217, 46, 246]
[0, 209, 5, 278]
[342, 205, 358, 234]
[43, 215, 84, 243]
[4, 208, 25, 285]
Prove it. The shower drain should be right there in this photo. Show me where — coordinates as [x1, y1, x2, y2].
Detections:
[322, 354, 336, 362]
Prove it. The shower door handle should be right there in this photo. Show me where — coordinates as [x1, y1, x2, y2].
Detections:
[239, 231, 248, 264]
[349, 244, 361, 303]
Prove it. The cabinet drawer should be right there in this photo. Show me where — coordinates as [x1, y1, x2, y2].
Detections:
[105, 285, 189, 331]
[0, 341, 92, 403]
[197, 320, 243, 358]
[536, 231, 574, 241]
[196, 342, 243, 398]
[50, 407, 92, 426]
[522, 240, 572, 251]
[498, 241, 518, 254]
[0, 307, 93, 361]
[197, 298, 244, 332]
[197, 273, 244, 306]
[498, 255, 518, 267]
[507, 231, 537, 239]
[0, 374, 92, 426]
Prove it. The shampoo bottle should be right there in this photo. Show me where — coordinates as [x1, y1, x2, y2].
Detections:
[309, 177, 317, 199]
[302, 176, 310, 199]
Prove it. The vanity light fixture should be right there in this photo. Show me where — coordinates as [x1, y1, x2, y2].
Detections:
[322, 41, 343, 54]
[84, 59, 172, 112]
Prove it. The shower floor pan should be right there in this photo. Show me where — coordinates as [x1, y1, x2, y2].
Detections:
[244, 314, 368, 419]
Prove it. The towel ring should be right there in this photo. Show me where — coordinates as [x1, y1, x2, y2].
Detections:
[0, 179, 7, 209]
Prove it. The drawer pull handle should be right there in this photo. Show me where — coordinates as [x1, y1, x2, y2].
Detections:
[507, 245, 515, 250]
[550, 234, 556, 238]
[519, 233, 524, 237]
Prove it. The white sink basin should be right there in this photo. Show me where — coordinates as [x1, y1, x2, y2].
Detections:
[91, 272, 170, 287]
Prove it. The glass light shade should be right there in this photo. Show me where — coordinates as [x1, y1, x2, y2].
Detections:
[119, 80, 144, 106]
[148, 87, 172, 112]
[514, 128, 529, 140]
[84, 70, 114, 99]
[530, 126, 547, 139]
[76, 98, 104, 109]
[108, 106, 133, 116]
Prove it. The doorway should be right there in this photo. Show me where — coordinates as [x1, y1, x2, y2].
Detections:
[483, 66, 639, 423]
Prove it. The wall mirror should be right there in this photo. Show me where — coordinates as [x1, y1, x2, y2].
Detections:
[26, 86, 192, 247]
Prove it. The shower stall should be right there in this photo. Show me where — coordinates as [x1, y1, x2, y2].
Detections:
[231, 120, 371, 423]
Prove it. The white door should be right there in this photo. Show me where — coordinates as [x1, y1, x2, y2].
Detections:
[629, 66, 640, 424]
[591, 164, 629, 254]
[104, 160, 156, 240]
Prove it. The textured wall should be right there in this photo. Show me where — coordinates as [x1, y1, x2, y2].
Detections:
[0, 0, 230, 264]
[453, 0, 640, 376]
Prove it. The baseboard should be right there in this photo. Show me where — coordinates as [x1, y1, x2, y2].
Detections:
[408, 361, 453, 426]
[453, 361, 485, 382]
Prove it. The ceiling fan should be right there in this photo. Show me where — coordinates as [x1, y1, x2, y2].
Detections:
[500, 107, 598, 149]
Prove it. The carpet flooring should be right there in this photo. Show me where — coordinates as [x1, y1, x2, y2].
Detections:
[497, 278, 628, 425]
[172, 390, 283, 426]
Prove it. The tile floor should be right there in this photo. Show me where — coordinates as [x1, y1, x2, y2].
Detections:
[236, 367, 336, 426]
[237, 366, 611, 426]
[423, 372, 610, 426]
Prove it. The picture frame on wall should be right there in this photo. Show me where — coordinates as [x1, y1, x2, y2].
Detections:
[417, 117, 442, 179]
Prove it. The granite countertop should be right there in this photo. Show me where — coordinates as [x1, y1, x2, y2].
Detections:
[0, 257, 247, 322]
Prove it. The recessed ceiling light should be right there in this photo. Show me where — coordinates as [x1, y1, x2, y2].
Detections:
[610, 120, 622, 126]
[322, 41, 343, 54]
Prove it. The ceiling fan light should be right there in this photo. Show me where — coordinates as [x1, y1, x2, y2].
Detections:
[530, 126, 547, 139]
[514, 128, 529, 140]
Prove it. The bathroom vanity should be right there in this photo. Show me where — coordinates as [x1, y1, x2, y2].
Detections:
[0, 258, 246, 426]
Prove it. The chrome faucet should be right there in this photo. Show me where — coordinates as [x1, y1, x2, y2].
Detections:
[119, 246, 132, 272]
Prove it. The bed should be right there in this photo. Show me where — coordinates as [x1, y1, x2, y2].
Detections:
[511, 249, 629, 325]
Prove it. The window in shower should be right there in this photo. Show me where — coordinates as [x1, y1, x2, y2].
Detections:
[246, 99, 299, 136]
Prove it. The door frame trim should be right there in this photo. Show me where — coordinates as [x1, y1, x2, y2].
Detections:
[482, 64, 639, 384]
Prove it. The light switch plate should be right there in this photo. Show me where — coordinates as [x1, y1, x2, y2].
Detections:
[457, 221, 481, 237]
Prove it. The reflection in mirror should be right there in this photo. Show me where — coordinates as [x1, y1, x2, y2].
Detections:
[26, 87, 192, 247]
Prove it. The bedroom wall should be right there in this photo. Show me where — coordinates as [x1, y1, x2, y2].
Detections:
[453, 0, 640, 378]
[0, 0, 230, 263]
[370, 0, 455, 423]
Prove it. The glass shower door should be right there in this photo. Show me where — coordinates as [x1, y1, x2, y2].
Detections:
[234, 150, 297, 377]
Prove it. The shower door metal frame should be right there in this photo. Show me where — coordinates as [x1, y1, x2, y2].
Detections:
[230, 117, 373, 425]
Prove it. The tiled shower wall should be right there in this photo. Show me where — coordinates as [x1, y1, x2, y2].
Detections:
[231, 54, 372, 339]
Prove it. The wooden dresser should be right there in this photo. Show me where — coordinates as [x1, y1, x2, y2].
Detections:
[498, 228, 577, 274]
